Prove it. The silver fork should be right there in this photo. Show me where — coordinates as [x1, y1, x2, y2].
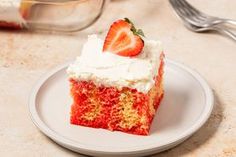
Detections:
[169, 0, 236, 41]
[184, 22, 236, 41]
[171, 0, 236, 27]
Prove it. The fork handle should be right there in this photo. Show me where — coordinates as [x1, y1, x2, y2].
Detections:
[222, 19, 236, 26]
[213, 26, 236, 41]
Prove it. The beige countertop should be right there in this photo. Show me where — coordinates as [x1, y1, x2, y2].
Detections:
[0, 0, 236, 156]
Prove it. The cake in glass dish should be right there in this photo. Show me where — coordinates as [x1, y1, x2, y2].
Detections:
[0, 0, 33, 28]
[67, 18, 164, 135]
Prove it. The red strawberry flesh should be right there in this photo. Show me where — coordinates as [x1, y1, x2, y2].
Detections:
[103, 19, 144, 57]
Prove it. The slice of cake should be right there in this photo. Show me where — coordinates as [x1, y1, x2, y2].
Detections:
[0, 0, 33, 29]
[67, 18, 164, 135]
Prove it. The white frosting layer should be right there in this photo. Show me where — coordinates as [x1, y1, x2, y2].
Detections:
[0, 0, 26, 26]
[67, 35, 163, 93]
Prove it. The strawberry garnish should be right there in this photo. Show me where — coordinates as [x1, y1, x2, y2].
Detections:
[103, 18, 145, 57]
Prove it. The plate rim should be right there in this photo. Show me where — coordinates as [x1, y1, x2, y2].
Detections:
[28, 59, 214, 155]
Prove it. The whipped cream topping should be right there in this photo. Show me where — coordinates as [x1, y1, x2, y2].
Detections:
[67, 35, 163, 93]
[0, 0, 26, 26]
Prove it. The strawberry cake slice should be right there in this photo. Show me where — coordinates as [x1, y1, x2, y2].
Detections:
[67, 18, 164, 135]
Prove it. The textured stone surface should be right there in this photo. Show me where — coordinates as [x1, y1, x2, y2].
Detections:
[0, 0, 236, 156]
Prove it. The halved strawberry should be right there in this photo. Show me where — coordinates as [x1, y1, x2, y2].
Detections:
[103, 18, 144, 57]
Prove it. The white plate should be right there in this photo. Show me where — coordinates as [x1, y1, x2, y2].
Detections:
[29, 59, 214, 157]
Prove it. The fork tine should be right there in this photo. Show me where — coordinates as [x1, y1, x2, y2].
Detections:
[169, 0, 189, 18]
[178, 0, 201, 15]
[169, 0, 196, 24]
[170, 0, 206, 26]
[178, 0, 207, 20]
[174, 0, 191, 16]
[175, 0, 204, 22]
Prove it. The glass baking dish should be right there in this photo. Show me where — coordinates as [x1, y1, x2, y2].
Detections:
[0, 0, 106, 32]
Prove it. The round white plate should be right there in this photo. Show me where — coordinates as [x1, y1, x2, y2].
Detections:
[29, 59, 214, 157]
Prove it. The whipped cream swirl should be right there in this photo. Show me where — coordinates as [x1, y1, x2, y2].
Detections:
[67, 35, 163, 93]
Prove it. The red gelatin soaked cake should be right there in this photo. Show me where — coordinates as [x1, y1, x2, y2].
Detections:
[0, 0, 33, 29]
[67, 18, 165, 135]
